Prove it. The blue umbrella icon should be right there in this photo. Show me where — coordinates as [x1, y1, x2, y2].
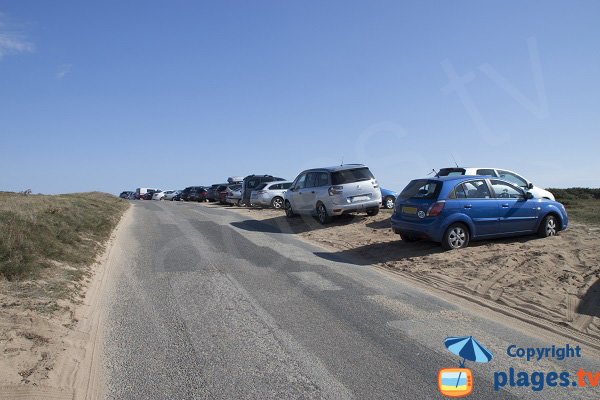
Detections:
[444, 336, 493, 388]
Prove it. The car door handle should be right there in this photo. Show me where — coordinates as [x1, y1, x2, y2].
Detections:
[464, 205, 472, 209]
[501, 204, 509, 208]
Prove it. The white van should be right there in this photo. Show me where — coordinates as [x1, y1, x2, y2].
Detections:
[135, 187, 159, 200]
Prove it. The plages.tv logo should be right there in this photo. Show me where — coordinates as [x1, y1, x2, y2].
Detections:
[439, 336, 493, 397]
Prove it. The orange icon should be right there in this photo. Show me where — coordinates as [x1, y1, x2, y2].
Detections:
[438, 368, 473, 397]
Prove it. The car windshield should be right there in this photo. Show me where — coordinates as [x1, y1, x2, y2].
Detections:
[398, 180, 441, 200]
[331, 167, 373, 185]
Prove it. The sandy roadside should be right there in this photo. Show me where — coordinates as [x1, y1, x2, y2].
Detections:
[0, 207, 133, 400]
[212, 203, 600, 346]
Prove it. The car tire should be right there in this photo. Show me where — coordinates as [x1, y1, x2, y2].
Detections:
[383, 196, 395, 209]
[316, 203, 331, 224]
[538, 214, 558, 238]
[400, 233, 418, 242]
[442, 223, 470, 250]
[271, 196, 284, 209]
[366, 207, 379, 216]
[285, 200, 296, 218]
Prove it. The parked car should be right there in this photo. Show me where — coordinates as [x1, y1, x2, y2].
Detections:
[181, 186, 203, 202]
[135, 187, 159, 200]
[216, 185, 231, 204]
[152, 189, 175, 201]
[119, 191, 134, 199]
[225, 185, 243, 206]
[284, 164, 381, 224]
[391, 175, 568, 250]
[250, 181, 293, 209]
[380, 188, 398, 209]
[436, 167, 555, 200]
[241, 175, 286, 206]
[163, 190, 181, 201]
[143, 189, 160, 200]
[188, 187, 208, 202]
[207, 183, 227, 202]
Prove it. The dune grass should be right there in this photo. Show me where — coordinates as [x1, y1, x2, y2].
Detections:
[549, 188, 600, 225]
[0, 192, 128, 281]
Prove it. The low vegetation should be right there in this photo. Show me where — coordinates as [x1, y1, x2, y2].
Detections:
[0, 191, 128, 282]
[549, 188, 600, 225]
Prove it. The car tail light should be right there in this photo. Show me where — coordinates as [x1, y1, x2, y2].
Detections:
[372, 180, 379, 189]
[329, 186, 343, 196]
[427, 201, 445, 216]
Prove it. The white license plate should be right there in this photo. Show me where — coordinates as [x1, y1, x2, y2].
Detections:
[352, 195, 369, 202]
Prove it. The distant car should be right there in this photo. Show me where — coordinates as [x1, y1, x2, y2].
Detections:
[284, 164, 382, 224]
[143, 189, 160, 200]
[135, 187, 159, 200]
[241, 175, 286, 206]
[380, 188, 398, 209]
[152, 189, 175, 201]
[207, 183, 227, 202]
[391, 175, 568, 250]
[188, 187, 208, 202]
[119, 191, 134, 199]
[437, 167, 555, 200]
[216, 185, 231, 204]
[225, 185, 243, 206]
[250, 181, 293, 209]
[163, 190, 181, 201]
[181, 186, 204, 202]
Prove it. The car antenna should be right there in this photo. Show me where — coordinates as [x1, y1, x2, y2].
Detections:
[340, 155, 344, 166]
[428, 168, 438, 177]
[451, 153, 459, 168]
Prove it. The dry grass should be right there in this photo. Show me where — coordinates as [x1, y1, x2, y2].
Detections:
[550, 188, 600, 225]
[0, 192, 128, 313]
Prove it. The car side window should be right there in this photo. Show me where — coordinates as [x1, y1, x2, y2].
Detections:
[270, 184, 280, 190]
[305, 173, 318, 188]
[282, 182, 292, 189]
[490, 180, 523, 199]
[293, 174, 307, 189]
[316, 173, 329, 187]
[497, 170, 527, 187]
[448, 184, 467, 199]
[463, 180, 491, 199]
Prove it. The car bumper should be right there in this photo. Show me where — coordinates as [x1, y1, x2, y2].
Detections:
[329, 199, 381, 216]
[390, 213, 444, 242]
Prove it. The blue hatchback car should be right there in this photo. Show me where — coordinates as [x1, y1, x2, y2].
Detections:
[391, 176, 568, 250]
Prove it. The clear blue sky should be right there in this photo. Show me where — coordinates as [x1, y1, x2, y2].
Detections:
[1, 1, 599, 194]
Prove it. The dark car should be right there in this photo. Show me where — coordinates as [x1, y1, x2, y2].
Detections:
[181, 186, 202, 201]
[143, 189, 159, 200]
[207, 183, 227, 202]
[188, 187, 208, 202]
[119, 191, 134, 199]
[390, 175, 568, 250]
[241, 175, 285, 206]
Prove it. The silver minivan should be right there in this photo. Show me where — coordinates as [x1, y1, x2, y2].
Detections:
[284, 164, 382, 224]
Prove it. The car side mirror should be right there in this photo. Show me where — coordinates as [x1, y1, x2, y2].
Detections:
[527, 182, 534, 189]
[525, 192, 534, 199]
[289, 187, 296, 192]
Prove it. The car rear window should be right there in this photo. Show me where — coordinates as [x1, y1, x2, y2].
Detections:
[331, 167, 374, 185]
[398, 180, 441, 200]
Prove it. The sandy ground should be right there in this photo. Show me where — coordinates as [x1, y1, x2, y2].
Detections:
[216, 203, 600, 344]
[0, 208, 132, 400]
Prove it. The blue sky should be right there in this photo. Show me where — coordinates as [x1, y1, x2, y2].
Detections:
[1, 1, 599, 194]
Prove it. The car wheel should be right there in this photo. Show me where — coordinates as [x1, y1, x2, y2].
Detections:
[366, 207, 379, 216]
[383, 196, 395, 209]
[400, 233, 418, 242]
[316, 203, 331, 224]
[442, 223, 470, 250]
[538, 214, 558, 238]
[271, 196, 284, 209]
[285, 200, 296, 218]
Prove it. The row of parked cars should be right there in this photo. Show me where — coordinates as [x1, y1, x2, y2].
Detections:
[119, 164, 567, 250]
